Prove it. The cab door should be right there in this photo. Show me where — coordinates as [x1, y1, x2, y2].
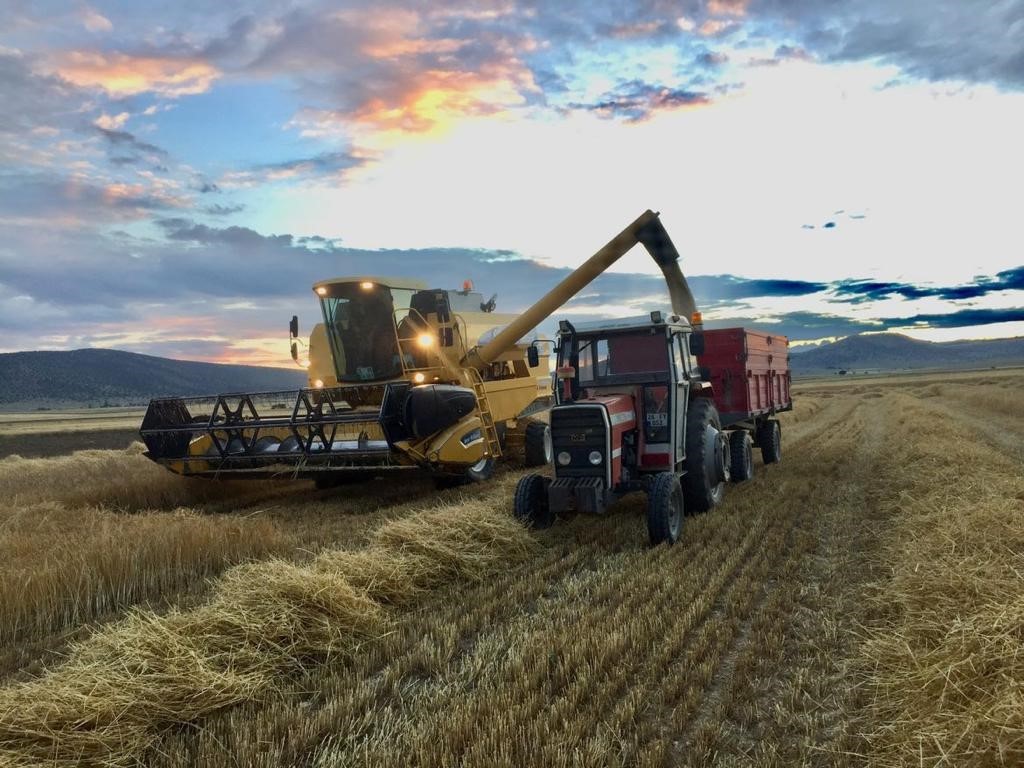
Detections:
[672, 332, 691, 465]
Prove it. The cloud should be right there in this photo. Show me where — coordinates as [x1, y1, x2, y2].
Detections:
[834, 266, 1024, 303]
[749, 0, 1024, 90]
[222, 150, 367, 185]
[94, 112, 130, 130]
[56, 50, 219, 96]
[202, 203, 245, 216]
[79, 6, 113, 32]
[569, 79, 711, 121]
[95, 126, 168, 164]
[0, 50, 77, 140]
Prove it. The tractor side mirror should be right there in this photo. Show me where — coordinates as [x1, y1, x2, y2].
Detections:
[290, 340, 299, 362]
[438, 327, 454, 347]
[289, 315, 299, 339]
[689, 331, 705, 357]
[527, 345, 539, 368]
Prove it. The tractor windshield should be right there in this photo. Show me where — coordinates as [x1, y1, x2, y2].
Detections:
[569, 333, 669, 384]
[319, 283, 413, 382]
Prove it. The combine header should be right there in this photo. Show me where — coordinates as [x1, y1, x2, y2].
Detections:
[141, 210, 695, 487]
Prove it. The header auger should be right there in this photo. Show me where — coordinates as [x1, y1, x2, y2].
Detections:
[140, 211, 707, 487]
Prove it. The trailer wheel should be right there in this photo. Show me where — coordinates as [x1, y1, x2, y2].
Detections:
[729, 431, 754, 482]
[524, 421, 553, 467]
[683, 398, 728, 513]
[647, 472, 684, 546]
[433, 457, 496, 489]
[758, 419, 782, 464]
[514, 473, 554, 529]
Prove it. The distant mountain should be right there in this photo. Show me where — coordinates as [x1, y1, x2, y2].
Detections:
[790, 333, 1024, 375]
[0, 349, 308, 408]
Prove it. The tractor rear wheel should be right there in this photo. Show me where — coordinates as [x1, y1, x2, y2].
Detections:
[524, 421, 553, 467]
[514, 473, 554, 528]
[647, 472, 684, 545]
[683, 398, 728, 513]
[729, 431, 754, 482]
[758, 419, 782, 464]
[433, 457, 496, 489]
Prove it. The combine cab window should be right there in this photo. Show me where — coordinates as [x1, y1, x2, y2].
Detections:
[320, 284, 412, 382]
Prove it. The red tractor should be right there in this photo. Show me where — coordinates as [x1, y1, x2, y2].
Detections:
[513, 315, 791, 545]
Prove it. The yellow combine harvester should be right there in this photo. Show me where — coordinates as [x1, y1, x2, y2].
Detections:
[140, 209, 695, 487]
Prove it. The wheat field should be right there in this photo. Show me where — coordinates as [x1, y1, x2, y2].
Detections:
[0, 369, 1021, 767]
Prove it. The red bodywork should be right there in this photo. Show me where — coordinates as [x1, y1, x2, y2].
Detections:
[696, 327, 792, 426]
[580, 393, 636, 484]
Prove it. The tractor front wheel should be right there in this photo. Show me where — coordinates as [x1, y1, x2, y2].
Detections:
[647, 472, 684, 546]
[524, 421, 553, 467]
[514, 473, 554, 528]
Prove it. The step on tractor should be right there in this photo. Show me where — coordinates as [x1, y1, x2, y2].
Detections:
[513, 307, 792, 546]
[140, 210, 707, 488]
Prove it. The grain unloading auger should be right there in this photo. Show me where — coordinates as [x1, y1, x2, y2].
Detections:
[140, 210, 696, 486]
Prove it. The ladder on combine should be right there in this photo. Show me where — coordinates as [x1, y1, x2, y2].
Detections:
[467, 368, 502, 459]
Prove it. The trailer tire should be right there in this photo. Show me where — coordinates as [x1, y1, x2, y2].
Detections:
[524, 421, 553, 467]
[433, 457, 496, 489]
[758, 419, 782, 464]
[647, 472, 684, 546]
[683, 397, 727, 513]
[514, 473, 554, 529]
[729, 431, 754, 482]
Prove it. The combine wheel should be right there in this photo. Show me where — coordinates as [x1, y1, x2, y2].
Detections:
[683, 398, 728, 513]
[524, 421, 553, 467]
[646, 472, 684, 546]
[514, 473, 554, 529]
[433, 457, 496, 489]
[757, 419, 782, 464]
[729, 431, 754, 482]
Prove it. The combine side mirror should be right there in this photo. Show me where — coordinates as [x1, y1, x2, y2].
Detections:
[527, 345, 539, 368]
[289, 315, 299, 339]
[290, 341, 299, 362]
[689, 331, 705, 357]
[439, 327, 454, 347]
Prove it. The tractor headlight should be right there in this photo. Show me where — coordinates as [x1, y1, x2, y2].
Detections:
[557, 451, 571, 466]
[588, 450, 602, 465]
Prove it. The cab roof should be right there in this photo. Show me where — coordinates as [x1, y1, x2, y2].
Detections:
[568, 314, 692, 334]
[312, 276, 428, 292]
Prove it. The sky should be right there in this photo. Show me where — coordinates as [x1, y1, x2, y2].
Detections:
[1, 0, 1022, 366]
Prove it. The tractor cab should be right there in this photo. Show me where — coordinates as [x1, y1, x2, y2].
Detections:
[552, 312, 704, 476]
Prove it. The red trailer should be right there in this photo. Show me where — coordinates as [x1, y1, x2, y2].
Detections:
[696, 327, 793, 428]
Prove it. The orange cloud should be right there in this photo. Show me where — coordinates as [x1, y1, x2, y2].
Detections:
[707, 0, 749, 17]
[56, 51, 219, 96]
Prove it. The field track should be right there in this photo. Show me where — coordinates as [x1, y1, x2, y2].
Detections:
[0, 371, 1021, 767]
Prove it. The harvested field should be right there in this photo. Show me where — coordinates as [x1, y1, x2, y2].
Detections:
[0, 371, 1021, 767]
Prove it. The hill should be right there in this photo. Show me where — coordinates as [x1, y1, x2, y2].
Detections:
[790, 333, 1024, 374]
[0, 349, 308, 409]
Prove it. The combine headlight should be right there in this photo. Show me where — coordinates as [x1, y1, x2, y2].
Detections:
[588, 450, 602, 465]
[315, 286, 328, 296]
[557, 451, 571, 466]
[417, 333, 435, 349]
[413, 372, 426, 383]
[360, 281, 374, 290]
[313, 379, 324, 389]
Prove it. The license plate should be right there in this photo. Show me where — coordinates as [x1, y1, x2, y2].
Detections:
[646, 412, 668, 427]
